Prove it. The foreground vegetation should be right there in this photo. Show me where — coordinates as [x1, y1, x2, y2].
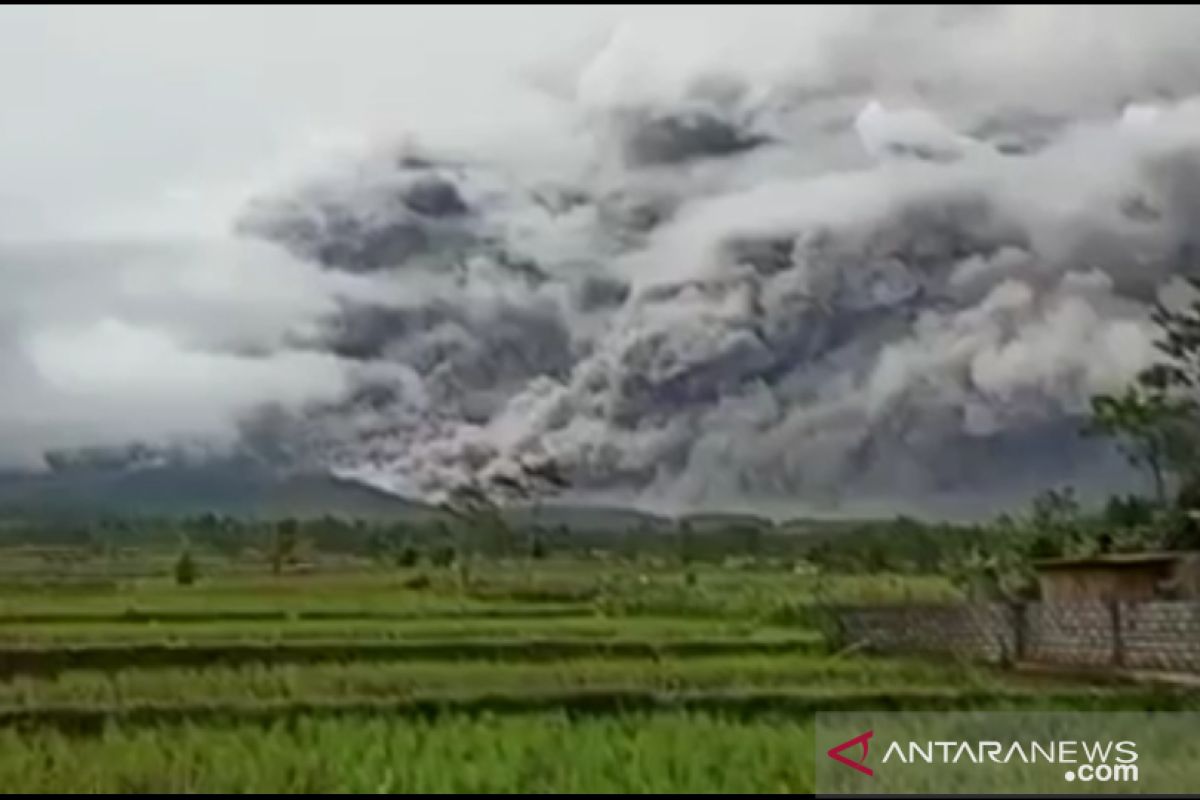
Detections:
[0, 550, 1186, 792]
[0, 713, 816, 793]
[0, 652, 1030, 708]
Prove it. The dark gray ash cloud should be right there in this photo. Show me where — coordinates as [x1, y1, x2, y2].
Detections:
[8, 6, 1200, 516]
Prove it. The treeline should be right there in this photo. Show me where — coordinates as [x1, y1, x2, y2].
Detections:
[0, 512, 855, 565]
[2, 485, 1198, 592]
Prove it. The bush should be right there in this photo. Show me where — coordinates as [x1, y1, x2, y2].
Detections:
[1104, 494, 1156, 528]
[1026, 533, 1062, 560]
[173, 550, 197, 586]
[530, 537, 548, 560]
[430, 545, 456, 568]
[395, 546, 420, 568]
[1162, 507, 1200, 550]
[401, 573, 431, 590]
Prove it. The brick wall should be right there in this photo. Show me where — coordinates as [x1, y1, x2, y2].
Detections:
[829, 600, 1200, 673]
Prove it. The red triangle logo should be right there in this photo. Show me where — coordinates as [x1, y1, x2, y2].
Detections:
[827, 730, 874, 776]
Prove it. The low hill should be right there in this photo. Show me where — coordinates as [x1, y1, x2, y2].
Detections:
[0, 464, 434, 521]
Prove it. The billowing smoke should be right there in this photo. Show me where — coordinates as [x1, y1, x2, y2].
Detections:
[11, 6, 1200, 516]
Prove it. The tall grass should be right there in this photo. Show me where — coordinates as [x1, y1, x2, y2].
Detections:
[0, 615, 797, 645]
[0, 556, 1149, 792]
[0, 635, 823, 677]
[0, 653, 1020, 708]
[0, 566, 960, 620]
[0, 712, 815, 792]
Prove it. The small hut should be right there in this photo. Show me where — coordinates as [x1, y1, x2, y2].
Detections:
[1032, 552, 1200, 602]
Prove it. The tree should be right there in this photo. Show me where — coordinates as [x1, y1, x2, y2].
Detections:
[676, 521, 695, 565]
[440, 457, 570, 558]
[430, 543, 457, 568]
[728, 523, 763, 560]
[1085, 386, 1186, 504]
[1026, 533, 1062, 560]
[270, 518, 299, 575]
[1103, 494, 1156, 529]
[442, 480, 508, 556]
[530, 535, 548, 560]
[174, 548, 197, 586]
[396, 545, 420, 568]
[1030, 486, 1080, 529]
[1087, 281, 1200, 507]
[366, 525, 416, 567]
[1026, 487, 1085, 558]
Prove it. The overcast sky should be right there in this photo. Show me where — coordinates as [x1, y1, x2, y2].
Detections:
[0, 5, 634, 240]
[7, 4, 1199, 241]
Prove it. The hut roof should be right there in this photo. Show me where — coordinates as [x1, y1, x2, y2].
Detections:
[1032, 552, 1183, 571]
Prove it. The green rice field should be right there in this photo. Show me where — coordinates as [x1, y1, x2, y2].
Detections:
[0, 559, 1183, 792]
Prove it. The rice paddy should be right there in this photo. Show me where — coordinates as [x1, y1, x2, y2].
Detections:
[0, 559, 1175, 791]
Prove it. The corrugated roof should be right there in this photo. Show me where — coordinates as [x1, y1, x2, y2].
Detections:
[1032, 552, 1186, 570]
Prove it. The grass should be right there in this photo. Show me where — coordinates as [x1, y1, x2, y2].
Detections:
[0, 634, 827, 677]
[0, 615, 804, 645]
[0, 554, 1181, 792]
[0, 712, 817, 793]
[2, 685, 1192, 737]
[0, 565, 961, 619]
[0, 652, 1039, 708]
[8, 698, 1198, 793]
[0, 604, 590, 625]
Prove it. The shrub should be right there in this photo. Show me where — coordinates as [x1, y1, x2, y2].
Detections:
[396, 546, 420, 568]
[430, 545, 457, 568]
[530, 537, 548, 560]
[173, 550, 197, 586]
[402, 573, 431, 590]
